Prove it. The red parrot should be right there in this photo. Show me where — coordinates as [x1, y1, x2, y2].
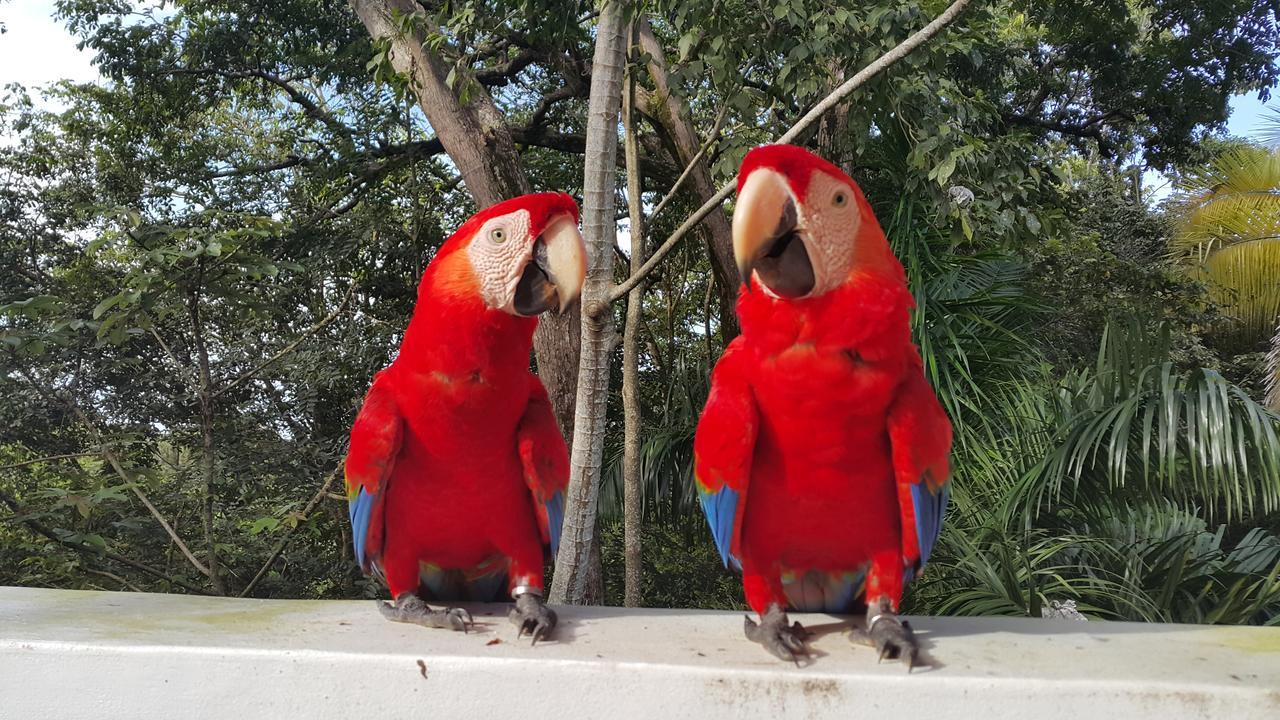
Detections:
[345, 192, 585, 642]
[694, 145, 952, 667]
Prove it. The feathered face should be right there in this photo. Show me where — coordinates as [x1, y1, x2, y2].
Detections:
[438, 193, 586, 316]
[731, 144, 870, 300]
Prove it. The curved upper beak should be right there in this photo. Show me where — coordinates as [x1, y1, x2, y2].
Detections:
[541, 214, 587, 313]
[733, 169, 812, 298]
[512, 213, 586, 316]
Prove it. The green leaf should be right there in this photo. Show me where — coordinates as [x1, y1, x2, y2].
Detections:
[92, 294, 121, 320]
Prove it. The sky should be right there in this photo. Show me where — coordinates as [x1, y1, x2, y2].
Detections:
[1, 0, 1274, 198]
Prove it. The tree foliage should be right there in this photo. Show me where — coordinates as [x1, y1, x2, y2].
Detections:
[2, 0, 1279, 625]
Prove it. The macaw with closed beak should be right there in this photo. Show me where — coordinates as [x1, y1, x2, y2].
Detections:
[345, 192, 586, 643]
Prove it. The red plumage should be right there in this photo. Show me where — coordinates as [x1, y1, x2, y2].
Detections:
[345, 193, 576, 602]
[696, 146, 952, 618]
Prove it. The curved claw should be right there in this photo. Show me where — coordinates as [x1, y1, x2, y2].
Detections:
[445, 607, 474, 633]
[744, 605, 810, 665]
[509, 593, 558, 645]
[379, 594, 473, 633]
[867, 614, 918, 672]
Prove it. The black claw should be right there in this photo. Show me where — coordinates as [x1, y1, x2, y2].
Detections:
[379, 594, 472, 632]
[864, 610, 919, 670]
[744, 605, 810, 665]
[509, 593, 557, 645]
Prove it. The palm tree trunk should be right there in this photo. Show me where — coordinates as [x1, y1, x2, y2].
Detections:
[549, 1, 628, 605]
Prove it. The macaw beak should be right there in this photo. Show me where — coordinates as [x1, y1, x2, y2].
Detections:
[512, 213, 587, 316]
[732, 168, 814, 298]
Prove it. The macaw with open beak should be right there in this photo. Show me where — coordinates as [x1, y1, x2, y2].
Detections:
[695, 145, 952, 667]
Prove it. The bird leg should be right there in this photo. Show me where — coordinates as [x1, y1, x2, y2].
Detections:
[508, 590, 557, 645]
[744, 603, 810, 665]
[379, 592, 473, 632]
[850, 597, 918, 671]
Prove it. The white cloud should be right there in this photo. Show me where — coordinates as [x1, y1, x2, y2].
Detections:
[0, 1, 100, 92]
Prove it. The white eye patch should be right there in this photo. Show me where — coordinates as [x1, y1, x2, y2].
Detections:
[801, 171, 861, 296]
[467, 209, 533, 310]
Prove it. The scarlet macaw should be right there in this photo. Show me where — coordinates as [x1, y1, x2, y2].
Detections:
[346, 192, 586, 642]
[695, 145, 951, 666]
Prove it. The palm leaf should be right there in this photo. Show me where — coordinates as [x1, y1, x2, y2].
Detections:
[1170, 144, 1280, 343]
[1265, 320, 1280, 411]
[1019, 319, 1280, 522]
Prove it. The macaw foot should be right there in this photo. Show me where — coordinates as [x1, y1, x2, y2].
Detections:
[508, 591, 557, 645]
[378, 593, 473, 632]
[850, 605, 918, 671]
[744, 604, 810, 665]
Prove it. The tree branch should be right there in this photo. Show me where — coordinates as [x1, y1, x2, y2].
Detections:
[474, 47, 544, 86]
[0, 452, 104, 472]
[529, 83, 586, 128]
[1003, 113, 1104, 140]
[167, 67, 354, 141]
[11, 363, 214, 581]
[0, 485, 212, 595]
[215, 283, 356, 399]
[239, 466, 341, 597]
[86, 567, 145, 593]
[605, 0, 973, 305]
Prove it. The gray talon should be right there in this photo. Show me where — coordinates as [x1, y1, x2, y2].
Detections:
[379, 594, 473, 632]
[859, 610, 918, 671]
[744, 604, 809, 665]
[508, 592, 557, 645]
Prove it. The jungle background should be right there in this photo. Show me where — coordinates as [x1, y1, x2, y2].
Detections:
[2, 0, 1280, 623]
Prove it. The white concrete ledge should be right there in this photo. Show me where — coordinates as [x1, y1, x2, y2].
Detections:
[1, 586, 1277, 719]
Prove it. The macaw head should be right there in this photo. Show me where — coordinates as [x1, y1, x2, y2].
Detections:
[731, 144, 898, 301]
[429, 192, 586, 316]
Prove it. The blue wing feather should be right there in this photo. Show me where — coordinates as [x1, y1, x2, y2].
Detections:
[910, 482, 950, 568]
[348, 487, 377, 572]
[698, 485, 741, 570]
[545, 490, 565, 557]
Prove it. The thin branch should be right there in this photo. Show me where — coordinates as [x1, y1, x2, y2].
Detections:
[167, 67, 354, 141]
[475, 47, 544, 86]
[215, 284, 357, 398]
[529, 83, 586, 128]
[86, 568, 145, 592]
[605, 0, 973, 306]
[0, 485, 212, 595]
[149, 327, 198, 388]
[10, 362, 214, 580]
[0, 452, 104, 471]
[239, 466, 341, 597]
[1003, 113, 1104, 140]
[128, 483, 211, 576]
[645, 102, 730, 224]
[207, 155, 311, 179]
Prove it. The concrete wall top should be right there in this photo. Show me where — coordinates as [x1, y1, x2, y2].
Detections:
[1, 586, 1277, 719]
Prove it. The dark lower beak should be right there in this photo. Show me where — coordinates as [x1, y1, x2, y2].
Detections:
[732, 170, 814, 299]
[513, 240, 560, 316]
[511, 215, 586, 317]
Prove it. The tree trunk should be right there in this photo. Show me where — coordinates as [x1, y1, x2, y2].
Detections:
[549, 1, 627, 606]
[348, 0, 579, 437]
[815, 60, 854, 176]
[187, 280, 226, 595]
[636, 18, 738, 341]
[621, 27, 645, 608]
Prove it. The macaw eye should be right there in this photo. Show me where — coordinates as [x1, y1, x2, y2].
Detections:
[489, 228, 507, 244]
[832, 191, 848, 208]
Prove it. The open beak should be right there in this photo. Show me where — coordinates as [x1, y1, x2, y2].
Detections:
[512, 214, 587, 316]
[732, 169, 815, 299]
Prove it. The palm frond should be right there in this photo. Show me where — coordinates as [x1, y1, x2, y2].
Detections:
[1268, 320, 1280, 411]
[1170, 144, 1280, 343]
[1018, 319, 1280, 523]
